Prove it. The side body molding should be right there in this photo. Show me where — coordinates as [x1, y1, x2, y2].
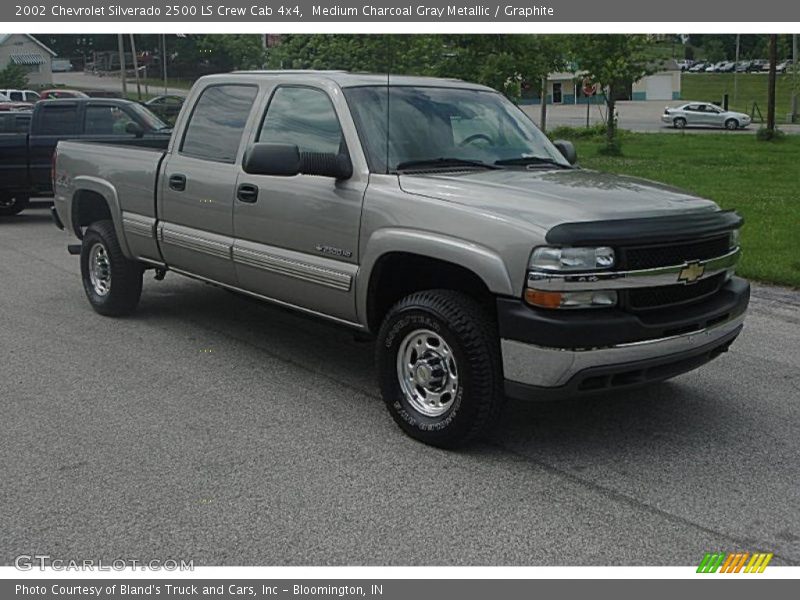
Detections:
[356, 228, 514, 326]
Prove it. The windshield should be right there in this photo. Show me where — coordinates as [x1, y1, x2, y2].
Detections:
[343, 86, 570, 173]
[128, 102, 170, 131]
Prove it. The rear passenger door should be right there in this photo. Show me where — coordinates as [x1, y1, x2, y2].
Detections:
[232, 84, 367, 323]
[157, 84, 258, 286]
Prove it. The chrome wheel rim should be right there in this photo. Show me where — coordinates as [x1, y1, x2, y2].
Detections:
[88, 242, 111, 296]
[396, 329, 459, 417]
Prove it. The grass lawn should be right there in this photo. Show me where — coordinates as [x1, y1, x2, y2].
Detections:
[570, 132, 800, 288]
[682, 72, 800, 124]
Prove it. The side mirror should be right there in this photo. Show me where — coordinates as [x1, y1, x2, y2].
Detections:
[243, 143, 300, 176]
[125, 122, 144, 138]
[243, 143, 353, 179]
[553, 139, 577, 165]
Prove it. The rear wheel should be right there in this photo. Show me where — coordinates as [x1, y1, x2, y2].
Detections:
[376, 290, 503, 448]
[80, 220, 144, 316]
[725, 118, 739, 130]
[0, 194, 29, 216]
[673, 117, 687, 129]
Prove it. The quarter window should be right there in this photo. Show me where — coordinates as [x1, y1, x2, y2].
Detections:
[181, 85, 258, 163]
[259, 87, 344, 155]
[37, 103, 80, 135]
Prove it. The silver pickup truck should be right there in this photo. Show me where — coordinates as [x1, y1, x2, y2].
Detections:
[53, 71, 749, 448]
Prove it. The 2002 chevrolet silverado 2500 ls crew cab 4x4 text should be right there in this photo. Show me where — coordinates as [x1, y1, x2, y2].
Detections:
[52, 71, 749, 448]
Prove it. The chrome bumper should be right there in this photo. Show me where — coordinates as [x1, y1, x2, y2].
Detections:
[501, 313, 745, 389]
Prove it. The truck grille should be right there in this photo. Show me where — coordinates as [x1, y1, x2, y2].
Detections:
[624, 273, 726, 312]
[619, 235, 730, 270]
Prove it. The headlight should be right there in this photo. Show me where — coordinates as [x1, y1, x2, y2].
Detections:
[529, 246, 615, 271]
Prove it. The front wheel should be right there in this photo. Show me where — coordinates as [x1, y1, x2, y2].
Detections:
[376, 290, 504, 448]
[0, 195, 29, 216]
[725, 118, 739, 130]
[673, 117, 687, 129]
[80, 220, 144, 316]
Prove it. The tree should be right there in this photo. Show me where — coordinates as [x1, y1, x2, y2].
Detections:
[0, 64, 28, 89]
[765, 34, 778, 138]
[570, 35, 656, 153]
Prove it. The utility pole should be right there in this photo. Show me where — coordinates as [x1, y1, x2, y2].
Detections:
[161, 34, 168, 95]
[767, 34, 777, 135]
[792, 34, 798, 123]
[129, 34, 142, 100]
[733, 34, 740, 107]
[117, 34, 127, 97]
[539, 76, 547, 132]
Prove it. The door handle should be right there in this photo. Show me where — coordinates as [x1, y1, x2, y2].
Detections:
[169, 173, 186, 191]
[237, 183, 259, 203]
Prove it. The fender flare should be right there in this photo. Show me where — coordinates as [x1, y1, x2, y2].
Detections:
[71, 176, 133, 258]
[356, 228, 514, 325]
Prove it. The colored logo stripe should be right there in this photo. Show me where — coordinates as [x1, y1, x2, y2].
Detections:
[697, 552, 773, 573]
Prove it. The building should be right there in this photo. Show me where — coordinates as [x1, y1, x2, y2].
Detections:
[0, 34, 56, 86]
[521, 61, 682, 105]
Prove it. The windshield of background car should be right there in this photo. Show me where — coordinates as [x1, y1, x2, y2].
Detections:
[343, 85, 570, 173]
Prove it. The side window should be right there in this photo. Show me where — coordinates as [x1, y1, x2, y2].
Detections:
[85, 105, 136, 135]
[259, 87, 344, 155]
[9, 91, 22, 101]
[37, 104, 80, 135]
[181, 85, 258, 162]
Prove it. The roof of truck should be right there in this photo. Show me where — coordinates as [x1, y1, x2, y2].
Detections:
[225, 70, 495, 91]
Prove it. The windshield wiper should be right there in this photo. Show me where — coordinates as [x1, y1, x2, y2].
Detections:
[395, 157, 500, 172]
[494, 156, 571, 168]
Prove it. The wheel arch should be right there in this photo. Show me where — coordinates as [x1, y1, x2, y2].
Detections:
[70, 177, 132, 258]
[358, 229, 513, 333]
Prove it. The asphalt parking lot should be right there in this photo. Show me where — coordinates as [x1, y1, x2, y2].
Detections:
[1, 201, 799, 566]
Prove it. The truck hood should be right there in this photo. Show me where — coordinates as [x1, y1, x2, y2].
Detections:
[398, 168, 719, 231]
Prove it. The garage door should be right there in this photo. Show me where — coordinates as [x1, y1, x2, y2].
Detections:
[645, 75, 674, 100]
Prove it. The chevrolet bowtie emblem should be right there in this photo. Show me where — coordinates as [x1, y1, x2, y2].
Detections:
[678, 261, 705, 284]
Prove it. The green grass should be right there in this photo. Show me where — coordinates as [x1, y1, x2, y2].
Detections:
[569, 132, 800, 288]
[682, 72, 800, 124]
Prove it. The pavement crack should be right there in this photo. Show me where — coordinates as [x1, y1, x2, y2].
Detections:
[485, 438, 798, 565]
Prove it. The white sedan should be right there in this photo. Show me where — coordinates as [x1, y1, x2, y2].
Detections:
[662, 102, 752, 130]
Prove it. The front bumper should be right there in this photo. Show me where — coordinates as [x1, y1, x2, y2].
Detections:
[500, 277, 749, 399]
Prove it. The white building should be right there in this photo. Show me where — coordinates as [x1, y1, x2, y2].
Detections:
[0, 34, 56, 87]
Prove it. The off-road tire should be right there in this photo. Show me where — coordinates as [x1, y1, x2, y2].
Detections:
[80, 220, 144, 316]
[376, 289, 504, 448]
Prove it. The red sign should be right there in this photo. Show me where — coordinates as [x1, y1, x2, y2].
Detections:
[582, 79, 598, 96]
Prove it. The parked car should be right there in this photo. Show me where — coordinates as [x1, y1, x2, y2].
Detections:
[0, 92, 33, 112]
[735, 60, 752, 72]
[749, 59, 768, 72]
[688, 62, 708, 72]
[52, 71, 749, 448]
[84, 90, 123, 98]
[662, 102, 752, 130]
[717, 61, 737, 73]
[0, 98, 171, 215]
[0, 111, 32, 134]
[144, 94, 185, 121]
[776, 59, 794, 73]
[39, 89, 89, 99]
[0, 89, 40, 103]
[676, 60, 695, 71]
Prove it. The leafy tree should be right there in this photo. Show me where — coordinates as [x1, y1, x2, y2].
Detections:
[570, 35, 656, 152]
[0, 64, 28, 89]
[196, 35, 266, 71]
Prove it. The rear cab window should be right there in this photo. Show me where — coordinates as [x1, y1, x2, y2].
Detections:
[180, 84, 258, 163]
[36, 103, 80, 135]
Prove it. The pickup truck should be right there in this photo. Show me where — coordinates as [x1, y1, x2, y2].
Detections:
[53, 71, 749, 448]
[0, 98, 171, 216]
